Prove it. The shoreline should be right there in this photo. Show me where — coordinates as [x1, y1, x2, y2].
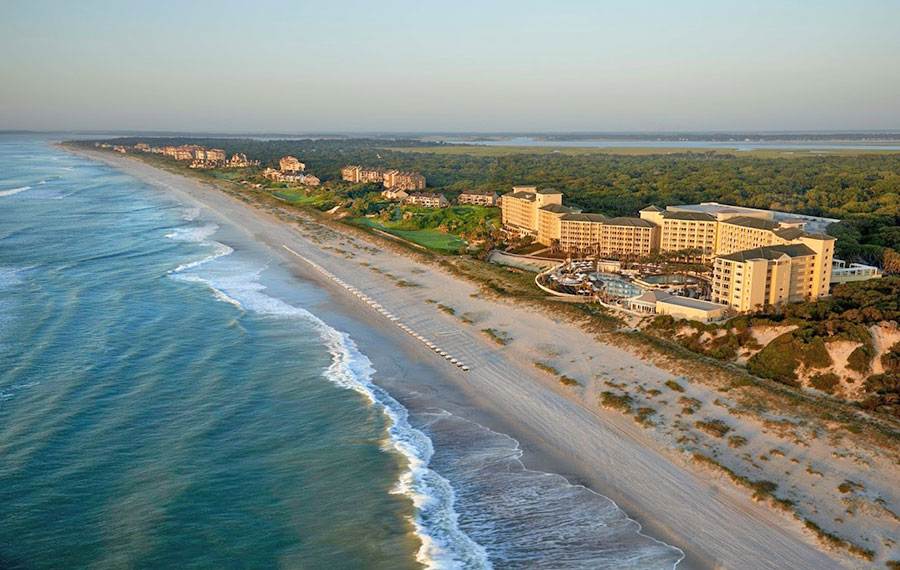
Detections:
[68, 146, 854, 569]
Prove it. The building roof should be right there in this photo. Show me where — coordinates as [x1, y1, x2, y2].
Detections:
[536, 188, 563, 195]
[718, 244, 816, 262]
[773, 227, 807, 240]
[720, 215, 780, 231]
[629, 290, 674, 303]
[539, 204, 577, 214]
[662, 212, 717, 222]
[805, 232, 837, 241]
[601, 217, 656, 228]
[667, 202, 773, 217]
[657, 296, 727, 312]
[560, 212, 608, 222]
[503, 191, 536, 201]
[640, 205, 664, 212]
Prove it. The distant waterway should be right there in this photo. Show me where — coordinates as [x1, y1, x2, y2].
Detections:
[449, 136, 900, 151]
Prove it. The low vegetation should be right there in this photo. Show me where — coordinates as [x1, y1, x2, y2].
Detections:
[600, 391, 633, 413]
[481, 328, 511, 346]
[559, 375, 580, 387]
[532, 361, 559, 375]
[695, 419, 732, 438]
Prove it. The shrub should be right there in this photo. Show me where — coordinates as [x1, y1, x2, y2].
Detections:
[860, 373, 900, 417]
[847, 343, 875, 374]
[482, 328, 509, 346]
[810, 372, 840, 394]
[665, 379, 685, 392]
[728, 435, 748, 448]
[533, 361, 559, 375]
[634, 407, 657, 426]
[695, 419, 732, 438]
[802, 337, 832, 369]
[881, 341, 900, 373]
[747, 332, 804, 385]
[559, 375, 580, 387]
[601, 391, 633, 413]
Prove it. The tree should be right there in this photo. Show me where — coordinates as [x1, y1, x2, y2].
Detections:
[883, 248, 900, 275]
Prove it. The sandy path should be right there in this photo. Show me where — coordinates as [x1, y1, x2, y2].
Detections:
[75, 149, 851, 570]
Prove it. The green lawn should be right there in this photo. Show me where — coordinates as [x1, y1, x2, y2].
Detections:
[351, 218, 468, 251]
[273, 188, 328, 206]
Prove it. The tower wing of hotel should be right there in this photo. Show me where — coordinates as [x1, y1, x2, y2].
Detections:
[501, 188, 839, 312]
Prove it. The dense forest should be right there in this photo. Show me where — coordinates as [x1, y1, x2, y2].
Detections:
[81, 138, 900, 264]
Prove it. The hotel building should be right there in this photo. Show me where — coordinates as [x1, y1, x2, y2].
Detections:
[711, 238, 835, 312]
[500, 186, 569, 243]
[501, 187, 842, 311]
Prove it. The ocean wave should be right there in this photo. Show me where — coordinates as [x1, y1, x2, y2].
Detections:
[165, 222, 219, 243]
[0, 265, 32, 288]
[170, 241, 234, 273]
[170, 273, 245, 309]
[0, 185, 31, 197]
[421, 412, 685, 569]
[176, 251, 489, 569]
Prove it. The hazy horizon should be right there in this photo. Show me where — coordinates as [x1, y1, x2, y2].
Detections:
[2, 0, 899, 132]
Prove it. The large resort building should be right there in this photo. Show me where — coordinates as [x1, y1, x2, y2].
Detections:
[501, 186, 840, 312]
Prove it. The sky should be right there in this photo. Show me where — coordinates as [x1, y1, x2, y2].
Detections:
[1, 0, 899, 133]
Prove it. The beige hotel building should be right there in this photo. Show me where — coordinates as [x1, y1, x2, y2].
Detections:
[712, 237, 835, 312]
[501, 186, 838, 312]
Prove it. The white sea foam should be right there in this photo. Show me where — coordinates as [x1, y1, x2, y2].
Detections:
[171, 242, 234, 273]
[172, 245, 490, 569]
[165, 222, 219, 243]
[0, 185, 31, 197]
[182, 207, 201, 221]
[421, 412, 685, 569]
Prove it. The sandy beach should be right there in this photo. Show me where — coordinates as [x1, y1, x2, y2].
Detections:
[70, 148, 866, 569]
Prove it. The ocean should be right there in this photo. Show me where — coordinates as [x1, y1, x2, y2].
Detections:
[0, 135, 682, 569]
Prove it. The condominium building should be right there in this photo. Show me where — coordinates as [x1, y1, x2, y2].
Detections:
[405, 192, 448, 208]
[712, 238, 835, 312]
[228, 153, 258, 168]
[382, 188, 409, 201]
[280, 156, 305, 172]
[173, 147, 195, 161]
[342, 166, 426, 190]
[206, 149, 226, 164]
[457, 190, 499, 206]
[341, 165, 379, 183]
[263, 169, 318, 185]
[384, 170, 426, 191]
